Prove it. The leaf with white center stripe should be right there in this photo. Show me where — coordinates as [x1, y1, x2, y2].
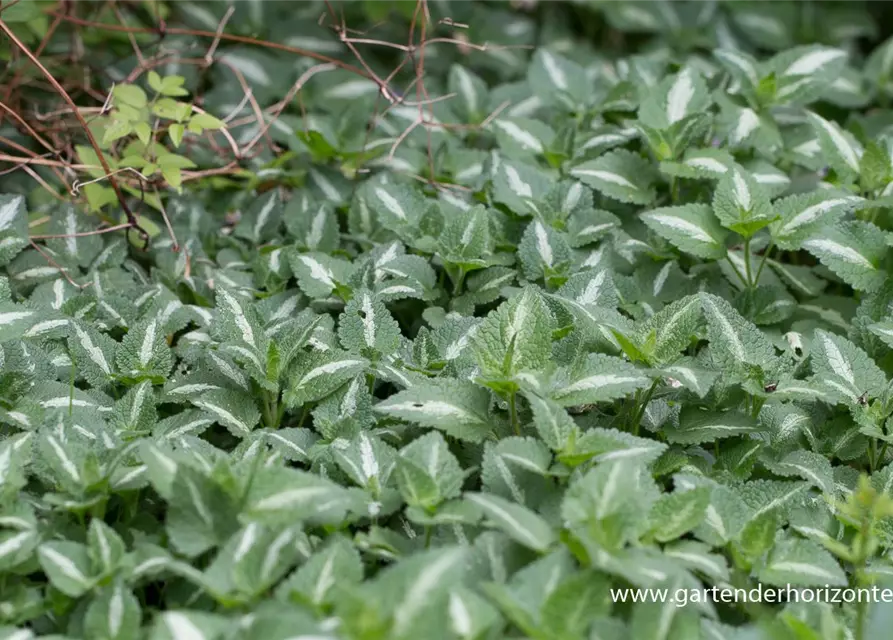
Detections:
[641, 204, 728, 260]
[191, 389, 260, 437]
[285, 200, 339, 253]
[275, 535, 363, 606]
[809, 328, 886, 403]
[165, 464, 239, 557]
[37, 541, 96, 597]
[550, 353, 651, 407]
[375, 379, 493, 443]
[83, 583, 142, 640]
[562, 459, 660, 548]
[285, 350, 368, 406]
[770, 191, 862, 249]
[448, 64, 488, 122]
[234, 190, 282, 243]
[868, 320, 893, 350]
[331, 431, 396, 491]
[527, 49, 590, 110]
[659, 147, 734, 181]
[764, 450, 834, 494]
[288, 250, 354, 299]
[567, 207, 620, 248]
[243, 465, 355, 526]
[87, 519, 125, 577]
[714, 48, 761, 92]
[213, 286, 265, 355]
[489, 117, 554, 158]
[801, 221, 886, 291]
[555, 268, 618, 310]
[112, 381, 157, 433]
[396, 431, 464, 509]
[758, 536, 846, 586]
[337, 289, 400, 358]
[570, 150, 657, 205]
[491, 159, 552, 214]
[464, 492, 555, 552]
[700, 293, 779, 377]
[0, 528, 38, 572]
[151, 610, 231, 640]
[665, 409, 760, 444]
[771, 45, 848, 106]
[660, 359, 719, 399]
[368, 182, 423, 228]
[563, 427, 668, 467]
[518, 220, 571, 282]
[262, 427, 317, 463]
[437, 204, 494, 268]
[45, 204, 103, 268]
[115, 316, 171, 381]
[712, 166, 774, 237]
[67, 320, 117, 387]
[0, 194, 30, 266]
[808, 112, 863, 179]
[647, 486, 711, 542]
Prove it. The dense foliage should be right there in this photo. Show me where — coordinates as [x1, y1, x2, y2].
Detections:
[6, 1, 893, 638]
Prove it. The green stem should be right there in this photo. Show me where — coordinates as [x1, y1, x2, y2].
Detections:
[424, 525, 432, 549]
[743, 236, 753, 287]
[754, 240, 774, 285]
[725, 255, 748, 288]
[631, 380, 660, 436]
[509, 391, 520, 436]
[452, 267, 466, 296]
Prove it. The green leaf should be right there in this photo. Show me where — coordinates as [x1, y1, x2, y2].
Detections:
[549, 353, 651, 407]
[641, 204, 728, 259]
[712, 166, 774, 237]
[665, 408, 760, 444]
[375, 380, 493, 443]
[647, 487, 710, 542]
[37, 541, 96, 597]
[570, 150, 657, 205]
[758, 536, 847, 586]
[464, 492, 555, 552]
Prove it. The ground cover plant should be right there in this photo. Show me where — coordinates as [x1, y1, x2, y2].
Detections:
[5, 0, 893, 638]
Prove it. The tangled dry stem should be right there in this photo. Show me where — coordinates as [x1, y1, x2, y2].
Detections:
[0, 0, 524, 283]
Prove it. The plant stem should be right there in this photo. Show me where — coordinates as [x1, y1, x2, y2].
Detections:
[452, 267, 466, 296]
[726, 255, 748, 288]
[509, 391, 519, 436]
[754, 240, 774, 285]
[743, 237, 753, 287]
[631, 379, 660, 436]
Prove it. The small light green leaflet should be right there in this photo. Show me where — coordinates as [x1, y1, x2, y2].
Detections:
[570, 149, 657, 205]
[464, 492, 555, 552]
[549, 353, 651, 407]
[641, 204, 728, 260]
[757, 535, 847, 587]
[374, 380, 493, 443]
